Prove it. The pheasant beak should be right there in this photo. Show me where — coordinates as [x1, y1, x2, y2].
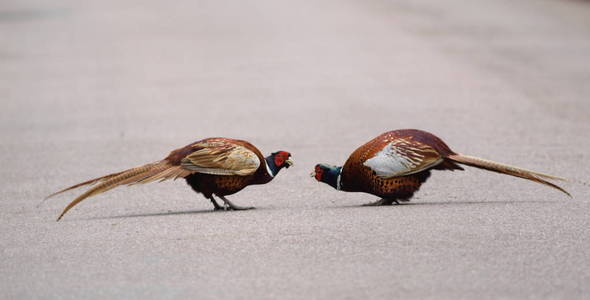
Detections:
[285, 158, 294, 168]
[310, 171, 316, 177]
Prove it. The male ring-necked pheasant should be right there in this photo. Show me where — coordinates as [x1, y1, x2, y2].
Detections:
[47, 137, 293, 220]
[312, 129, 569, 205]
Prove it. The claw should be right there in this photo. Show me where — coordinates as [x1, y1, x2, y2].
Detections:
[362, 199, 392, 206]
[218, 196, 255, 211]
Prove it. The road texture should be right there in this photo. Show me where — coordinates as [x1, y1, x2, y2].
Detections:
[1, 0, 590, 299]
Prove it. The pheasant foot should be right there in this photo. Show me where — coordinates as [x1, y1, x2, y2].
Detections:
[209, 196, 223, 210]
[363, 198, 390, 206]
[219, 196, 255, 210]
[362, 198, 401, 206]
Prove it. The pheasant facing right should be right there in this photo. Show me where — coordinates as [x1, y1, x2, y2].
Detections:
[47, 137, 293, 221]
[312, 129, 569, 205]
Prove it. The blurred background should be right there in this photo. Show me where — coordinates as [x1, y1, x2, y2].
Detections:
[1, 0, 589, 299]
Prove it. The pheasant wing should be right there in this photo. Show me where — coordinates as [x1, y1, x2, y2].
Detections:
[363, 138, 443, 178]
[180, 140, 261, 176]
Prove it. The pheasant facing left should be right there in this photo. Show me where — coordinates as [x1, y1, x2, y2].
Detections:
[47, 137, 293, 221]
[312, 129, 569, 205]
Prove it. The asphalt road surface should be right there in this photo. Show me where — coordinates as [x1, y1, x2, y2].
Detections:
[1, 0, 589, 299]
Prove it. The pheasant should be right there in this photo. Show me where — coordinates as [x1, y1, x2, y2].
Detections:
[47, 137, 293, 221]
[312, 129, 569, 205]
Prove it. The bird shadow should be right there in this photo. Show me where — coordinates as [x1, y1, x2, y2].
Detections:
[67, 200, 553, 221]
[329, 199, 551, 209]
[85, 208, 221, 221]
[62, 206, 273, 222]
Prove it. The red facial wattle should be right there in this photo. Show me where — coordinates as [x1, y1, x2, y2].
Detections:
[274, 152, 290, 167]
[314, 165, 323, 181]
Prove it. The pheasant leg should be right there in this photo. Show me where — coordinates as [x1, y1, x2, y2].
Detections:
[208, 196, 224, 210]
[362, 198, 399, 206]
[219, 196, 255, 210]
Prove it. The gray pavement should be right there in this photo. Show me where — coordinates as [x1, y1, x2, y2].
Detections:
[1, 0, 590, 299]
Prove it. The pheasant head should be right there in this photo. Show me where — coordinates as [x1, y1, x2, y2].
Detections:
[265, 151, 293, 176]
[312, 163, 342, 190]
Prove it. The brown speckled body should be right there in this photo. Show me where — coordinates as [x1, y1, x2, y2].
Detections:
[340, 129, 460, 201]
[172, 138, 273, 198]
[50, 136, 292, 220]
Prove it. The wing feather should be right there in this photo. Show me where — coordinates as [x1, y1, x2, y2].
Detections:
[180, 141, 260, 176]
[363, 138, 443, 178]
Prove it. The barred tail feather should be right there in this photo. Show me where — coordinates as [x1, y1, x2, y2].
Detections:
[55, 161, 192, 221]
[44, 170, 126, 201]
[447, 153, 571, 197]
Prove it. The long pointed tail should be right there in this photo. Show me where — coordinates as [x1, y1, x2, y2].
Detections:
[48, 161, 191, 221]
[44, 171, 126, 201]
[446, 153, 571, 197]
